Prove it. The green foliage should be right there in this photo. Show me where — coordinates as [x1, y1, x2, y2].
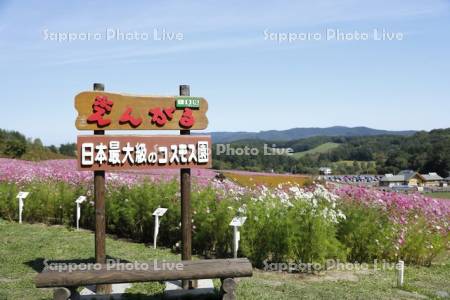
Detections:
[337, 202, 396, 262]
[286, 201, 345, 264]
[191, 187, 237, 257]
[240, 196, 345, 267]
[106, 181, 180, 243]
[400, 217, 448, 266]
[0, 129, 74, 160]
[4, 139, 27, 158]
[240, 198, 291, 266]
[0, 180, 447, 267]
[58, 143, 76, 157]
[0, 181, 85, 225]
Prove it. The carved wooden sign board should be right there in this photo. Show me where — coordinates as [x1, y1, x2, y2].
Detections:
[75, 91, 208, 130]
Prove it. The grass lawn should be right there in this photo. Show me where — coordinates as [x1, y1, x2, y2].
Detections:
[292, 143, 340, 159]
[425, 192, 450, 200]
[1, 220, 449, 300]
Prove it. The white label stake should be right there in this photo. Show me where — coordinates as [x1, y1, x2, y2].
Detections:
[152, 207, 168, 249]
[16, 192, 29, 224]
[397, 260, 404, 287]
[230, 216, 246, 258]
[75, 196, 87, 230]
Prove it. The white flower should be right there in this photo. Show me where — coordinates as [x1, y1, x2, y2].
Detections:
[289, 186, 300, 194]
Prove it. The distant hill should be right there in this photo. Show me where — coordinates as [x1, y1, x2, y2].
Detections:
[208, 126, 416, 143]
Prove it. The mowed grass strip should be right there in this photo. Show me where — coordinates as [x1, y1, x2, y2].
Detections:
[425, 192, 450, 200]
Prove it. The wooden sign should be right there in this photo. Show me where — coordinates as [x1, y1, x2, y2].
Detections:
[75, 91, 208, 130]
[77, 135, 212, 171]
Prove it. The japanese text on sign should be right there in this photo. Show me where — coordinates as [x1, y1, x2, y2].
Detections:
[77, 135, 212, 171]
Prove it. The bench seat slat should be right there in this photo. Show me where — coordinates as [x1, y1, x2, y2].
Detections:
[35, 258, 252, 288]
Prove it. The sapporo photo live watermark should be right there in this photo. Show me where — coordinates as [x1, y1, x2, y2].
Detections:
[215, 144, 294, 156]
[43, 259, 184, 273]
[42, 28, 184, 42]
[263, 259, 406, 273]
[264, 28, 404, 43]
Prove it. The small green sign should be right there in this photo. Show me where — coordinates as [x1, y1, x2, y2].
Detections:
[175, 97, 201, 109]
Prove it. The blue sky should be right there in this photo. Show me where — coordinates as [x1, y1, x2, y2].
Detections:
[0, 0, 449, 145]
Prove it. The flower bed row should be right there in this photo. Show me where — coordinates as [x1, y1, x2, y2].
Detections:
[0, 158, 448, 266]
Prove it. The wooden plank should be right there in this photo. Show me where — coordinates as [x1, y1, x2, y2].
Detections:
[35, 259, 253, 288]
[75, 91, 208, 130]
[77, 135, 212, 171]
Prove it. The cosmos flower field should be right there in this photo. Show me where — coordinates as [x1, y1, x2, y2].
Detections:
[0, 158, 448, 266]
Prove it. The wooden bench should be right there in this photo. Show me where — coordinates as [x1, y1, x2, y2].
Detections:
[35, 258, 252, 300]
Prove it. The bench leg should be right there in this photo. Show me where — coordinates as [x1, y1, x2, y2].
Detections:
[53, 287, 71, 300]
[220, 278, 237, 300]
[53, 287, 80, 300]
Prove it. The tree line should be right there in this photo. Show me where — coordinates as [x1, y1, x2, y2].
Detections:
[1, 127, 448, 177]
[0, 129, 76, 160]
[213, 128, 450, 177]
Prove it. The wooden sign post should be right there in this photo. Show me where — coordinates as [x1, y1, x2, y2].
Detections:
[92, 83, 110, 294]
[75, 83, 209, 293]
[180, 85, 192, 290]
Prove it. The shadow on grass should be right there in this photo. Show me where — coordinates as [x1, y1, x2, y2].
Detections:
[121, 294, 164, 300]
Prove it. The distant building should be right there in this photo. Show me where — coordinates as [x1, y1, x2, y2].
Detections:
[443, 177, 450, 187]
[319, 167, 332, 175]
[379, 170, 425, 187]
[421, 172, 443, 187]
[380, 170, 445, 188]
